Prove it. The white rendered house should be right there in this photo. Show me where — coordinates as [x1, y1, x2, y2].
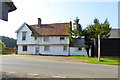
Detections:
[16, 18, 71, 55]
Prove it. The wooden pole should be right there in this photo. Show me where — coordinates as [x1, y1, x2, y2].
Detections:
[98, 35, 100, 61]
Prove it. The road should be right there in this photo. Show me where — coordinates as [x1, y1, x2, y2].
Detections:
[1, 55, 119, 78]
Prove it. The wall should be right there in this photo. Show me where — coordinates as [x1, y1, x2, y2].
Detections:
[17, 24, 70, 55]
[0, 1, 2, 20]
[17, 24, 70, 45]
[18, 45, 69, 56]
[92, 38, 120, 57]
[70, 47, 91, 56]
[0, 1, 8, 21]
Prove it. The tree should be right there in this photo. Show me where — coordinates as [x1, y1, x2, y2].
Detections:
[84, 18, 111, 59]
[92, 18, 111, 61]
[83, 25, 94, 57]
[0, 36, 17, 48]
[67, 17, 83, 56]
[67, 17, 82, 41]
[0, 40, 6, 54]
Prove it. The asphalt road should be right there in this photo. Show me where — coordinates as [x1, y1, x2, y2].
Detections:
[1, 55, 119, 78]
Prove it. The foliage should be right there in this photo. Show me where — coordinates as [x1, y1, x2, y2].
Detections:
[67, 17, 82, 41]
[83, 18, 111, 57]
[83, 25, 93, 57]
[0, 36, 17, 48]
[0, 40, 6, 53]
[86, 18, 111, 38]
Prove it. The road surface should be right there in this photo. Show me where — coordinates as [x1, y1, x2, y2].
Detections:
[0, 55, 119, 78]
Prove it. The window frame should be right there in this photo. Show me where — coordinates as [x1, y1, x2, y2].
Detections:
[22, 31, 27, 40]
[35, 37, 37, 40]
[60, 37, 65, 40]
[63, 46, 67, 51]
[44, 46, 50, 51]
[44, 37, 49, 42]
[78, 47, 82, 51]
[23, 45, 27, 51]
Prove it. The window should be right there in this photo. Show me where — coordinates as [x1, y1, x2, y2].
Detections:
[78, 47, 82, 51]
[22, 32, 27, 40]
[44, 37, 49, 42]
[23, 45, 27, 51]
[63, 46, 67, 51]
[35, 47, 39, 54]
[35, 37, 37, 40]
[44, 46, 50, 51]
[60, 37, 65, 40]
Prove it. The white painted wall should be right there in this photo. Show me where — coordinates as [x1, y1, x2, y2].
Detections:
[17, 24, 32, 45]
[18, 45, 69, 56]
[17, 23, 91, 56]
[17, 24, 70, 55]
[70, 47, 91, 56]
[17, 24, 70, 45]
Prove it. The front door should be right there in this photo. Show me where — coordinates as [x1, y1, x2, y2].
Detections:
[35, 47, 39, 55]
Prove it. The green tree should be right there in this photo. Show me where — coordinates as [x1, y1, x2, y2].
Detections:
[0, 40, 6, 54]
[67, 17, 82, 41]
[83, 18, 111, 59]
[83, 25, 93, 57]
[93, 18, 111, 61]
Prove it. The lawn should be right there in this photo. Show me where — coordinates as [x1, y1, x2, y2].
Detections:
[71, 56, 120, 65]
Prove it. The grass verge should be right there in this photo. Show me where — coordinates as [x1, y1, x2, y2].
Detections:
[71, 56, 120, 65]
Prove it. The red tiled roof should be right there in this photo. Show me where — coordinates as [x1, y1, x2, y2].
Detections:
[28, 22, 71, 36]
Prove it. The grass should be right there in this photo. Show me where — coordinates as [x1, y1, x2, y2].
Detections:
[71, 56, 120, 65]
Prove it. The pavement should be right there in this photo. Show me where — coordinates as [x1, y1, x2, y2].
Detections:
[0, 54, 119, 78]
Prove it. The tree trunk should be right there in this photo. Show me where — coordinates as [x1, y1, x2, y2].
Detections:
[98, 35, 100, 61]
[86, 48, 89, 57]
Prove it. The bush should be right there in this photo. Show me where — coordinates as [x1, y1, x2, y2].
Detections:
[2, 50, 17, 54]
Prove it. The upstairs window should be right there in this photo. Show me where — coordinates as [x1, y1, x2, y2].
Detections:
[63, 46, 67, 51]
[23, 45, 27, 51]
[44, 37, 49, 42]
[35, 37, 37, 40]
[22, 32, 27, 40]
[44, 46, 50, 51]
[60, 37, 65, 40]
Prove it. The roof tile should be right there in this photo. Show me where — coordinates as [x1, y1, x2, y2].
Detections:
[29, 22, 71, 36]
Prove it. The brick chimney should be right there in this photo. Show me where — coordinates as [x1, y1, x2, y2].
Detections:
[38, 18, 41, 26]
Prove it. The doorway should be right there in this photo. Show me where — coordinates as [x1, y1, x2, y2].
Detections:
[35, 47, 39, 55]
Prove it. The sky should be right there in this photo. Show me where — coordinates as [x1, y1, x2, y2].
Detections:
[0, 0, 119, 39]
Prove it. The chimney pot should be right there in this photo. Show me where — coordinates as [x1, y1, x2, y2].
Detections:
[38, 18, 41, 26]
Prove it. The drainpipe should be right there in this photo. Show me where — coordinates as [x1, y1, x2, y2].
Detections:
[68, 37, 70, 56]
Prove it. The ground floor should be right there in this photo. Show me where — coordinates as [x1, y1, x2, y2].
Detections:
[18, 44, 91, 56]
[18, 45, 69, 55]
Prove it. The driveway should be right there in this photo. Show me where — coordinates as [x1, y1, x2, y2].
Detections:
[1, 55, 119, 78]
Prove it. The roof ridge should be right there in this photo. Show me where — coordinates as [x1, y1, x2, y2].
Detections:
[30, 22, 70, 26]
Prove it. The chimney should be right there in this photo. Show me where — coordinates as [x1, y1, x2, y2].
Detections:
[38, 18, 41, 26]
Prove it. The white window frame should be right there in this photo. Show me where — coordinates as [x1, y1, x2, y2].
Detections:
[78, 47, 82, 51]
[63, 46, 67, 51]
[35, 37, 37, 40]
[22, 31, 27, 40]
[60, 37, 65, 40]
[44, 37, 49, 42]
[23, 45, 27, 51]
[44, 46, 50, 51]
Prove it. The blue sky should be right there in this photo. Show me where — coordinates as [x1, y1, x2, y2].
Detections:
[0, 0, 118, 39]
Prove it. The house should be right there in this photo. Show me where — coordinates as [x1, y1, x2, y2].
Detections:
[16, 18, 72, 55]
[0, 0, 16, 21]
[70, 39, 91, 56]
[91, 29, 120, 57]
